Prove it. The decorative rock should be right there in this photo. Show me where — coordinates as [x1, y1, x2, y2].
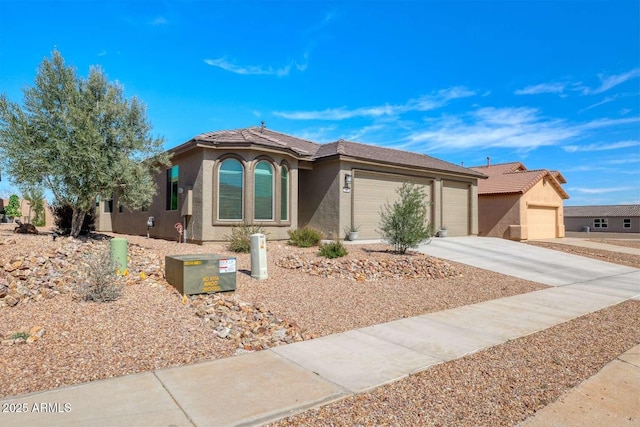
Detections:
[3, 295, 18, 307]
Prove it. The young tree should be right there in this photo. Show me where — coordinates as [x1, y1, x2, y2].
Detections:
[0, 50, 170, 237]
[22, 185, 46, 226]
[378, 183, 434, 254]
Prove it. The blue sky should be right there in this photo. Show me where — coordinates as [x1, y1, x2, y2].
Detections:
[1, 0, 639, 205]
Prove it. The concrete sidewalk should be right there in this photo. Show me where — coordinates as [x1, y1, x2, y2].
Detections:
[533, 237, 640, 256]
[1, 238, 639, 426]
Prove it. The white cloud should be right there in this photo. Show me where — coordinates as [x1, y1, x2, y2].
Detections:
[407, 107, 577, 151]
[151, 16, 168, 26]
[514, 82, 566, 95]
[588, 68, 640, 94]
[568, 186, 636, 194]
[274, 87, 476, 120]
[204, 58, 291, 77]
[563, 140, 640, 153]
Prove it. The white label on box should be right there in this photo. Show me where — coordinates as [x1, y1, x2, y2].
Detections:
[219, 258, 236, 273]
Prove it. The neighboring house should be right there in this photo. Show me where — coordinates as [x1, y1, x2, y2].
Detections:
[469, 161, 569, 241]
[0, 198, 55, 228]
[96, 126, 486, 243]
[564, 205, 640, 233]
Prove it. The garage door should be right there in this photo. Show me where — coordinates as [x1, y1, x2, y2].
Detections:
[442, 181, 470, 236]
[527, 207, 557, 239]
[353, 171, 432, 239]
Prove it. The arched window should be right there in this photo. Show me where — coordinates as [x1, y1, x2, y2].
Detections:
[218, 159, 243, 220]
[254, 161, 274, 221]
[280, 166, 289, 221]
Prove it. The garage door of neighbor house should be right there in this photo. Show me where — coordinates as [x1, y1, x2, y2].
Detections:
[442, 181, 470, 236]
[353, 171, 432, 239]
[527, 206, 557, 239]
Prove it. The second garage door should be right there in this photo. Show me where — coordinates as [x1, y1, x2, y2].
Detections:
[442, 181, 470, 236]
[527, 206, 557, 239]
[353, 171, 432, 239]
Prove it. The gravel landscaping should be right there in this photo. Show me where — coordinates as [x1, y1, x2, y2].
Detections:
[528, 240, 640, 269]
[1, 224, 638, 427]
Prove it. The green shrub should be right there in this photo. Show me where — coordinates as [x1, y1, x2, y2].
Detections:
[318, 241, 348, 259]
[11, 331, 29, 340]
[378, 183, 434, 254]
[74, 249, 123, 302]
[5, 195, 22, 218]
[225, 222, 269, 253]
[288, 227, 322, 247]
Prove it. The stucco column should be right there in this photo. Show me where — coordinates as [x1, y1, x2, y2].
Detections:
[470, 182, 479, 235]
[433, 178, 442, 231]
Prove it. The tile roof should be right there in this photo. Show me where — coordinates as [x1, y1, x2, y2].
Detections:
[177, 127, 484, 178]
[313, 139, 486, 178]
[470, 162, 569, 199]
[191, 127, 320, 156]
[564, 205, 640, 217]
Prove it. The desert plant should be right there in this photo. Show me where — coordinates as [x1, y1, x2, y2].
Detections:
[288, 226, 322, 247]
[11, 331, 29, 340]
[225, 221, 268, 253]
[378, 183, 434, 254]
[22, 186, 46, 226]
[318, 241, 348, 259]
[5, 194, 22, 219]
[74, 249, 123, 302]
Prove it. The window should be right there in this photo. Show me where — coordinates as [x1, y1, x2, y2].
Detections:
[281, 166, 289, 221]
[593, 218, 608, 228]
[254, 161, 274, 221]
[104, 194, 113, 213]
[166, 166, 179, 210]
[624, 219, 631, 228]
[118, 204, 124, 213]
[218, 159, 243, 220]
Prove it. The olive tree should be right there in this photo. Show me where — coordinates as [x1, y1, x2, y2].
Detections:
[378, 182, 434, 254]
[0, 50, 170, 237]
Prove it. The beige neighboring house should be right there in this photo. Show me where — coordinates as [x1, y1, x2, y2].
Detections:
[0, 198, 55, 228]
[564, 205, 640, 233]
[470, 161, 569, 241]
[96, 126, 486, 243]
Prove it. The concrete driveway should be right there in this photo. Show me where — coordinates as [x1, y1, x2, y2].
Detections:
[417, 236, 640, 293]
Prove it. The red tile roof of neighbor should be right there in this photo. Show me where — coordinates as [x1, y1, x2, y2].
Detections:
[564, 205, 640, 217]
[470, 161, 569, 199]
[181, 127, 485, 178]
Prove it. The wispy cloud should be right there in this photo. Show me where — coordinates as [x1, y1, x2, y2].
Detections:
[586, 68, 640, 94]
[406, 109, 639, 153]
[407, 107, 577, 151]
[274, 87, 476, 120]
[204, 57, 292, 77]
[151, 16, 168, 26]
[568, 186, 636, 194]
[515, 68, 640, 97]
[514, 82, 566, 95]
[563, 140, 640, 152]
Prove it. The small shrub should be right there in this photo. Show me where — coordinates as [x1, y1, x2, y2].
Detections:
[225, 222, 268, 253]
[378, 183, 434, 254]
[5, 195, 22, 218]
[288, 227, 322, 247]
[74, 249, 123, 302]
[11, 331, 29, 340]
[318, 241, 348, 259]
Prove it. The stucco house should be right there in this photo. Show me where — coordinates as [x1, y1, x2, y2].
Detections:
[564, 205, 640, 233]
[96, 126, 486, 243]
[469, 161, 569, 240]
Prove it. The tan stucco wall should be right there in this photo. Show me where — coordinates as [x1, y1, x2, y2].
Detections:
[298, 160, 342, 239]
[477, 194, 521, 239]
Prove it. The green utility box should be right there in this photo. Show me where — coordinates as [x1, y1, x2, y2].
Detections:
[165, 254, 237, 295]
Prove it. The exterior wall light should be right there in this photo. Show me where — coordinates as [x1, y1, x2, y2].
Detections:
[343, 174, 352, 193]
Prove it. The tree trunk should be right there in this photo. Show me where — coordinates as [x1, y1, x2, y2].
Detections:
[70, 208, 87, 238]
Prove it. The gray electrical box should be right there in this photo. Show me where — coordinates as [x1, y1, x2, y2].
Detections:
[165, 254, 237, 294]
